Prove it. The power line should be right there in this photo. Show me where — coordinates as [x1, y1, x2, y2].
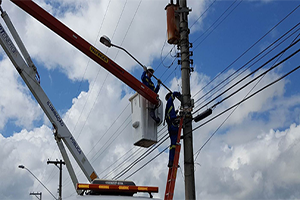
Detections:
[75, 0, 129, 141]
[194, 33, 300, 161]
[125, 146, 169, 180]
[113, 133, 170, 180]
[192, 0, 241, 45]
[193, 23, 300, 113]
[193, 38, 300, 115]
[191, 3, 300, 99]
[193, 63, 300, 157]
[105, 1, 245, 177]
[90, 118, 132, 163]
[192, 61, 300, 134]
[101, 125, 169, 179]
[114, 56, 299, 177]
[155, 0, 217, 80]
[189, 0, 217, 30]
[158, 0, 241, 87]
[86, 104, 131, 157]
[100, 146, 139, 179]
[71, 0, 112, 139]
[121, 49, 300, 177]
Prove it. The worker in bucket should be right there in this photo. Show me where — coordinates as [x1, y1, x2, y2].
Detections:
[165, 91, 181, 167]
[141, 66, 161, 124]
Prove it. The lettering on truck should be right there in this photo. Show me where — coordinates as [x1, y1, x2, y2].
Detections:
[0, 24, 17, 53]
[47, 101, 64, 127]
[70, 136, 82, 154]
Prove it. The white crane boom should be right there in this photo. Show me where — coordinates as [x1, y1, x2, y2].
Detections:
[0, 7, 98, 193]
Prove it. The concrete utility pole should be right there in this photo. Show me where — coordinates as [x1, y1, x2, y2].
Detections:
[178, 0, 196, 199]
[47, 160, 65, 200]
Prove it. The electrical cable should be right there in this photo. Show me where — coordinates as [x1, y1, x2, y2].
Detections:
[193, 38, 300, 115]
[189, 0, 217, 30]
[154, 0, 217, 80]
[101, 127, 168, 179]
[193, 24, 300, 112]
[79, 0, 142, 146]
[194, 33, 300, 161]
[100, 146, 140, 179]
[71, 0, 112, 139]
[86, 103, 130, 157]
[192, 0, 241, 45]
[63, 115, 132, 188]
[192, 3, 300, 99]
[192, 62, 300, 134]
[65, 0, 298, 188]
[108, 124, 170, 179]
[102, 125, 169, 179]
[193, 64, 300, 158]
[118, 48, 300, 179]
[72, 1, 300, 183]
[110, 132, 168, 178]
[76, 0, 112, 94]
[159, 31, 177, 69]
[76, 0, 128, 141]
[158, 0, 241, 88]
[90, 117, 132, 163]
[113, 133, 170, 180]
[124, 146, 169, 180]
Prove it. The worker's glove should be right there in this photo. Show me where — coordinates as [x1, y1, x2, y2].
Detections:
[143, 66, 147, 71]
[157, 79, 162, 85]
[173, 118, 180, 126]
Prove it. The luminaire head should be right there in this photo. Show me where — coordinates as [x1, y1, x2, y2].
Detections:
[100, 35, 112, 48]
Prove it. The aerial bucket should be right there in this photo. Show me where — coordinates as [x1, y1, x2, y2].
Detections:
[129, 93, 163, 148]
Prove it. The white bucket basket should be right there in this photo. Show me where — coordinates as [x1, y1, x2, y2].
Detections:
[129, 93, 163, 148]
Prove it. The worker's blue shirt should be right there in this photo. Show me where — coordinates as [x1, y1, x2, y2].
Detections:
[141, 71, 160, 93]
[165, 92, 181, 132]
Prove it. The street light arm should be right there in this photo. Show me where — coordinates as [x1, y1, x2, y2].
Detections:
[111, 43, 172, 93]
[19, 166, 57, 200]
[111, 44, 145, 68]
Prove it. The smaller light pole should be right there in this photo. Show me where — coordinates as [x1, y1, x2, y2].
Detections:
[100, 35, 172, 93]
[18, 165, 57, 200]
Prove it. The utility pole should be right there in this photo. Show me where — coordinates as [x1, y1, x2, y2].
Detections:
[47, 160, 65, 200]
[178, 0, 196, 199]
[29, 192, 42, 200]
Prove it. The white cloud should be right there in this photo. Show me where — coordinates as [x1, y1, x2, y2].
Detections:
[196, 123, 300, 199]
[0, 0, 300, 200]
[0, 57, 43, 131]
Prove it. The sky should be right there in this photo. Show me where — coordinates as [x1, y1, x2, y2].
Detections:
[0, 0, 300, 199]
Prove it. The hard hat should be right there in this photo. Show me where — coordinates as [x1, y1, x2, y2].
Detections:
[147, 66, 154, 72]
[165, 92, 172, 101]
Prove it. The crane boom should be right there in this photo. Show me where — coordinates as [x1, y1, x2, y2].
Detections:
[0, 8, 97, 192]
[10, 0, 159, 105]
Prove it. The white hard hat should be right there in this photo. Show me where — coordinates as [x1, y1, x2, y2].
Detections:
[147, 66, 154, 72]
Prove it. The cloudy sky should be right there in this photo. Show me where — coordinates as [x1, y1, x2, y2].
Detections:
[0, 0, 300, 199]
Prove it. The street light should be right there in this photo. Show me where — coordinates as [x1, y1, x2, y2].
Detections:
[99, 35, 172, 93]
[18, 165, 57, 200]
[100, 35, 145, 68]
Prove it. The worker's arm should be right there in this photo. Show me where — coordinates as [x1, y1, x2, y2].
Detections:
[154, 83, 160, 93]
[172, 91, 181, 99]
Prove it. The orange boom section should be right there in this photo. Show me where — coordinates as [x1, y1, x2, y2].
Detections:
[11, 0, 159, 105]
